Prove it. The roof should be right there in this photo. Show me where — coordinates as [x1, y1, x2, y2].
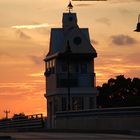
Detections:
[47, 27, 97, 58]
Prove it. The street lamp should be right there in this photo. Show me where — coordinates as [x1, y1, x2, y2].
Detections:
[134, 14, 140, 32]
[65, 41, 72, 111]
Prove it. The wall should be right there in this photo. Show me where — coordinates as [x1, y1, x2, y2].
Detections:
[55, 107, 140, 131]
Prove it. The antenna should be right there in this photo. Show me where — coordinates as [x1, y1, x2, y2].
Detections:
[4, 110, 10, 119]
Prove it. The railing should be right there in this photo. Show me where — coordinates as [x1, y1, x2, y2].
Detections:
[0, 114, 44, 130]
[56, 106, 140, 118]
[57, 73, 95, 87]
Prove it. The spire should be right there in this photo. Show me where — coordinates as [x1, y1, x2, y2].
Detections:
[67, 1, 73, 13]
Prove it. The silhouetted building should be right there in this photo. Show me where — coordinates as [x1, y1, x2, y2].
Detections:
[44, 3, 98, 128]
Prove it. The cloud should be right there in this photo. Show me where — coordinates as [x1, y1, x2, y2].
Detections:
[111, 34, 138, 46]
[16, 30, 31, 39]
[91, 39, 99, 45]
[74, 4, 93, 7]
[95, 51, 140, 85]
[109, 0, 140, 3]
[12, 23, 51, 29]
[29, 55, 43, 65]
[35, 28, 50, 35]
[0, 83, 44, 97]
[29, 73, 44, 77]
[0, 82, 46, 117]
[0, 52, 12, 58]
[96, 17, 111, 26]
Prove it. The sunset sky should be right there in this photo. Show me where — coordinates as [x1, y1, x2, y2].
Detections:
[0, 0, 140, 118]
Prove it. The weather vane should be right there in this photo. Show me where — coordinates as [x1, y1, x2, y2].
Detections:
[68, 1, 73, 13]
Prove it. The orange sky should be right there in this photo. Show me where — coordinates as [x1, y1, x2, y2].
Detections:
[0, 0, 140, 119]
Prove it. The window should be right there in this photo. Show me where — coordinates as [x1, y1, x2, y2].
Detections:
[50, 59, 55, 67]
[54, 98, 58, 113]
[89, 97, 94, 109]
[46, 60, 55, 74]
[62, 97, 67, 111]
[57, 78, 78, 88]
[72, 97, 83, 110]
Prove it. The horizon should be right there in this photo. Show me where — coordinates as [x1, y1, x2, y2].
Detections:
[0, 0, 140, 119]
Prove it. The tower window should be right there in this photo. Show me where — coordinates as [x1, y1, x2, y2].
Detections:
[89, 97, 94, 109]
[62, 97, 67, 111]
[54, 98, 58, 113]
[72, 97, 83, 110]
[51, 59, 55, 67]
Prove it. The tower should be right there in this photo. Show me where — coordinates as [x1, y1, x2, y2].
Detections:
[44, 3, 98, 129]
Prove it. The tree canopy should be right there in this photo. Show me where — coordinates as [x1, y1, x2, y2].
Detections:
[97, 75, 140, 108]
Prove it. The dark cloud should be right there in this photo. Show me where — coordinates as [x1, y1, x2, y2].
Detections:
[29, 55, 43, 65]
[111, 34, 138, 46]
[91, 39, 99, 45]
[96, 17, 111, 26]
[16, 30, 31, 40]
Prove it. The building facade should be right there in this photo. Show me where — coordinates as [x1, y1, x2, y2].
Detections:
[44, 5, 98, 129]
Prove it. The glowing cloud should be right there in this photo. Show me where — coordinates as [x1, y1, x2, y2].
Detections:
[29, 73, 44, 77]
[12, 23, 51, 29]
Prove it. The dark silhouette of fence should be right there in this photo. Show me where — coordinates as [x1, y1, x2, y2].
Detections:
[0, 114, 44, 131]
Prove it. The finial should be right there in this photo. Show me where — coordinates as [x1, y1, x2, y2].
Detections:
[67, 1, 73, 13]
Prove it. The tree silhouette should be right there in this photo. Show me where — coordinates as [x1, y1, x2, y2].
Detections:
[97, 75, 140, 108]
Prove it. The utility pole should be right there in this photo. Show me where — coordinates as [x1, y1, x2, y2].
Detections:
[4, 110, 10, 119]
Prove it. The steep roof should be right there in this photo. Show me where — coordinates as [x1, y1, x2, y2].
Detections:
[47, 27, 97, 57]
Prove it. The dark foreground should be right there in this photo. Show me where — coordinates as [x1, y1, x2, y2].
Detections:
[0, 132, 140, 140]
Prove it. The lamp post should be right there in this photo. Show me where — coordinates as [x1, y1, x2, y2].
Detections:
[65, 41, 72, 111]
[134, 14, 140, 32]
